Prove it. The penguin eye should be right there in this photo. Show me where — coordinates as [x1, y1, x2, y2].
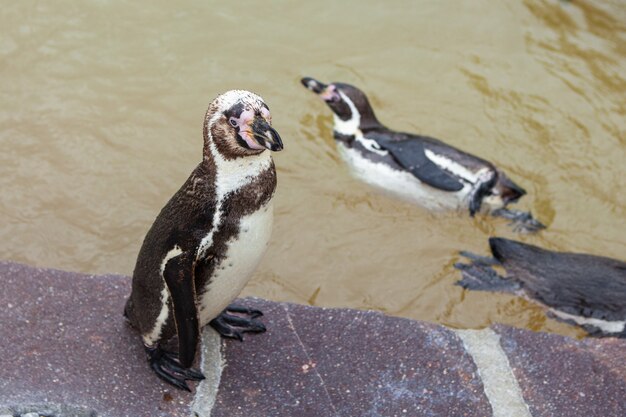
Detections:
[229, 118, 237, 127]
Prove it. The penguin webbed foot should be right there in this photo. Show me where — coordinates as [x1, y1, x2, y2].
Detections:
[210, 304, 266, 341]
[491, 208, 546, 233]
[146, 346, 205, 392]
[454, 253, 520, 293]
[223, 304, 264, 319]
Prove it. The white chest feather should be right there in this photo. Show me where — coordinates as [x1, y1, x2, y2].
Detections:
[193, 140, 274, 324]
[197, 142, 272, 259]
[336, 142, 473, 211]
[198, 203, 273, 325]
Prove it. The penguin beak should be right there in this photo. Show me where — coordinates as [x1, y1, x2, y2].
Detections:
[301, 77, 341, 103]
[495, 171, 527, 204]
[251, 117, 283, 152]
[301, 77, 327, 94]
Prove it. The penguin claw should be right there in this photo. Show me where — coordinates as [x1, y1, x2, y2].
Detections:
[160, 352, 205, 380]
[150, 360, 192, 392]
[453, 262, 520, 293]
[209, 308, 267, 341]
[146, 346, 205, 392]
[210, 321, 245, 341]
[224, 304, 264, 319]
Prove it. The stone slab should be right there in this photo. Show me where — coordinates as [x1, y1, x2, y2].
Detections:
[210, 298, 492, 417]
[3, 261, 625, 417]
[494, 325, 626, 417]
[0, 261, 191, 417]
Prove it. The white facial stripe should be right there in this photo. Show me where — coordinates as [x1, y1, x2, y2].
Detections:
[213, 90, 265, 114]
[333, 90, 360, 136]
[209, 90, 267, 130]
[550, 308, 626, 334]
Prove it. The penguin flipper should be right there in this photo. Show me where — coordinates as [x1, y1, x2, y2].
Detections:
[163, 252, 200, 368]
[379, 139, 465, 192]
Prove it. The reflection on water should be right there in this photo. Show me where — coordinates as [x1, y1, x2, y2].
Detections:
[1, 0, 624, 339]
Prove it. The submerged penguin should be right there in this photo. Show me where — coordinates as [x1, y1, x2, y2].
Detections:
[455, 237, 626, 338]
[124, 90, 283, 391]
[301, 77, 543, 232]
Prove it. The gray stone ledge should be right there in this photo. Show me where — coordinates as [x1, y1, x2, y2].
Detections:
[1, 261, 624, 417]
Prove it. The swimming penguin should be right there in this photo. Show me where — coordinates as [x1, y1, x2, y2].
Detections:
[301, 77, 544, 232]
[124, 90, 283, 391]
[455, 237, 626, 338]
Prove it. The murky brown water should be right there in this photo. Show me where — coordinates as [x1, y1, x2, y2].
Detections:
[1, 0, 625, 339]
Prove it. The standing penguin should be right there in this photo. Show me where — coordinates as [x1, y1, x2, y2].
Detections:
[124, 90, 283, 391]
[301, 77, 543, 232]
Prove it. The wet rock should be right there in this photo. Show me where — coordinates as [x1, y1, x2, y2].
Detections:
[493, 325, 626, 417]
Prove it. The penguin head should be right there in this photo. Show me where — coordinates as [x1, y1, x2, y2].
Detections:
[480, 170, 527, 210]
[494, 170, 527, 205]
[301, 77, 380, 136]
[204, 90, 283, 159]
